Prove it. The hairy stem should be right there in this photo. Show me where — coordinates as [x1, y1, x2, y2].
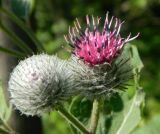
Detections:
[58, 106, 90, 134]
[89, 99, 100, 134]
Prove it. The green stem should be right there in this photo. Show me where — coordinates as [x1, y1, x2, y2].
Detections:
[0, 127, 10, 134]
[3, 121, 14, 133]
[58, 106, 90, 134]
[89, 99, 100, 134]
[1, 119, 16, 134]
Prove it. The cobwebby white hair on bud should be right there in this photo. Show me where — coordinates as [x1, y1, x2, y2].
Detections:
[8, 54, 75, 116]
[68, 53, 133, 100]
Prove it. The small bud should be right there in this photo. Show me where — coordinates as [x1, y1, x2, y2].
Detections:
[8, 54, 74, 116]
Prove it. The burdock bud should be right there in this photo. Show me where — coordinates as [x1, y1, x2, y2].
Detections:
[69, 52, 133, 100]
[66, 13, 139, 99]
[8, 54, 74, 116]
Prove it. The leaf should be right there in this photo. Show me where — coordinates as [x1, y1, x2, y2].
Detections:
[0, 82, 12, 125]
[121, 44, 144, 73]
[0, 22, 32, 54]
[132, 114, 160, 134]
[70, 96, 92, 123]
[42, 112, 70, 134]
[107, 89, 145, 134]
[0, 127, 10, 134]
[96, 89, 145, 134]
[10, 0, 35, 19]
[69, 96, 92, 134]
[0, 8, 44, 52]
[0, 45, 25, 58]
[96, 113, 112, 134]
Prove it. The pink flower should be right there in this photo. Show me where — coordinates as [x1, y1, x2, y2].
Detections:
[65, 13, 139, 66]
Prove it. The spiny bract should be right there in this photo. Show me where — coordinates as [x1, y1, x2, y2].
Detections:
[69, 50, 133, 100]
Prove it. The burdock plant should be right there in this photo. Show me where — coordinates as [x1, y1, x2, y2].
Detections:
[1, 8, 144, 134]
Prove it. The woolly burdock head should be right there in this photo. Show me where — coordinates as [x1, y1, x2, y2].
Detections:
[8, 54, 74, 116]
[65, 13, 139, 66]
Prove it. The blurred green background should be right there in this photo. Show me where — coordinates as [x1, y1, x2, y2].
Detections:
[0, 0, 160, 134]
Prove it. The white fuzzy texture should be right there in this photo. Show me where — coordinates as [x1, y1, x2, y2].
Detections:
[8, 54, 74, 116]
[68, 54, 133, 100]
[8, 52, 133, 115]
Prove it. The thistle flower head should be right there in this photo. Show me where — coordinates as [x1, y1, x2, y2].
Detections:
[8, 54, 74, 116]
[67, 13, 139, 99]
[65, 13, 139, 66]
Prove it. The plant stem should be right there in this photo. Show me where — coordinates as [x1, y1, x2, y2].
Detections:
[89, 99, 100, 134]
[2, 121, 14, 133]
[0, 119, 17, 134]
[58, 106, 90, 134]
[0, 127, 10, 134]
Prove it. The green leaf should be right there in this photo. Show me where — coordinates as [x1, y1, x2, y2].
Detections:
[132, 114, 160, 134]
[0, 45, 25, 58]
[0, 8, 44, 52]
[0, 82, 12, 124]
[96, 90, 145, 134]
[70, 96, 92, 123]
[10, 0, 35, 19]
[42, 112, 70, 134]
[118, 44, 144, 88]
[0, 22, 32, 54]
[121, 44, 144, 73]
[108, 90, 145, 134]
[0, 127, 10, 134]
[96, 113, 111, 134]
[69, 96, 92, 133]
